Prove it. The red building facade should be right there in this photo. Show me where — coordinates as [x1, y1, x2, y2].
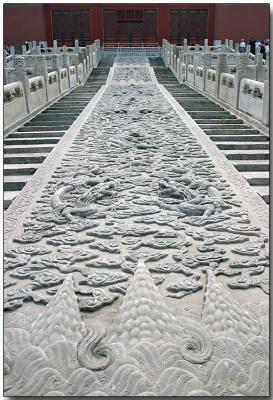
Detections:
[4, 3, 270, 47]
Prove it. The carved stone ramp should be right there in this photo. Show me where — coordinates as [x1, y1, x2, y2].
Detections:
[151, 58, 269, 204]
[4, 56, 269, 397]
[4, 58, 114, 210]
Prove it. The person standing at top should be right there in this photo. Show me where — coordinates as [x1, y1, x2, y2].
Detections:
[260, 41, 266, 59]
[249, 38, 256, 55]
[255, 40, 261, 50]
[265, 41, 270, 58]
[239, 38, 246, 53]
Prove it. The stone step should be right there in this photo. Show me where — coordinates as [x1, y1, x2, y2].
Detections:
[8, 131, 65, 138]
[3, 190, 21, 209]
[183, 106, 225, 111]
[188, 111, 232, 118]
[204, 130, 258, 136]
[217, 142, 269, 150]
[18, 126, 70, 132]
[204, 128, 261, 135]
[4, 163, 40, 175]
[223, 150, 269, 160]
[4, 153, 48, 164]
[4, 175, 31, 191]
[40, 111, 79, 116]
[255, 186, 269, 203]
[4, 137, 61, 145]
[242, 171, 269, 186]
[233, 160, 269, 172]
[48, 106, 85, 111]
[209, 134, 267, 142]
[25, 120, 75, 126]
[4, 144, 54, 154]
[199, 124, 250, 129]
[194, 119, 242, 124]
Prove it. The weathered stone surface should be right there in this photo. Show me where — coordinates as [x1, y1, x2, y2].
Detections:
[4, 56, 269, 396]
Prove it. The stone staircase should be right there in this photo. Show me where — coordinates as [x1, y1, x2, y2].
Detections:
[4, 59, 113, 210]
[150, 58, 269, 204]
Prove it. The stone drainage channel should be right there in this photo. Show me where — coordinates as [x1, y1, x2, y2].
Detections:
[150, 58, 269, 205]
[4, 58, 114, 210]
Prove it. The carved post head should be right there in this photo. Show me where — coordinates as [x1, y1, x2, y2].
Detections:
[10, 46, 15, 56]
[62, 53, 70, 67]
[204, 53, 212, 67]
[52, 54, 62, 68]
[14, 56, 26, 73]
[237, 53, 248, 69]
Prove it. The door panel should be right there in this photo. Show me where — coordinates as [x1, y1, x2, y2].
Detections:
[170, 9, 208, 45]
[52, 9, 92, 46]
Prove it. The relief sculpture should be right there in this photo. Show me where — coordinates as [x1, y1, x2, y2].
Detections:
[4, 55, 269, 396]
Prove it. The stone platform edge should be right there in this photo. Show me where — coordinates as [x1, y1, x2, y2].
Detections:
[4, 84, 108, 248]
[157, 82, 269, 234]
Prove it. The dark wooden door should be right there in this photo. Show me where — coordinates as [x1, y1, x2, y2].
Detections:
[170, 9, 208, 45]
[103, 8, 157, 44]
[52, 9, 92, 46]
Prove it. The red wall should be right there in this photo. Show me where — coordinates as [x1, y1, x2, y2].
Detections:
[3, 3, 270, 47]
[214, 4, 270, 42]
[4, 4, 47, 46]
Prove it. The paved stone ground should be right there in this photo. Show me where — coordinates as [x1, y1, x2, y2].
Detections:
[4, 56, 269, 396]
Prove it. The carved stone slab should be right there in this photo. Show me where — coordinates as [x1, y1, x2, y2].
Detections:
[4, 56, 269, 396]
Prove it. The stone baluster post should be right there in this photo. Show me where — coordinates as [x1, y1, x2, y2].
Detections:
[185, 53, 191, 81]
[86, 45, 93, 68]
[224, 39, 229, 49]
[204, 38, 209, 52]
[234, 53, 251, 107]
[79, 49, 86, 78]
[94, 39, 101, 65]
[229, 40, 233, 50]
[34, 55, 49, 101]
[10, 46, 15, 57]
[22, 45, 27, 55]
[161, 39, 166, 62]
[62, 53, 71, 88]
[4, 50, 8, 84]
[246, 45, 251, 55]
[35, 46, 41, 55]
[235, 43, 240, 53]
[169, 44, 173, 68]
[262, 57, 269, 125]
[74, 39, 80, 54]
[183, 38, 188, 53]
[193, 51, 201, 85]
[203, 52, 212, 91]
[53, 40, 58, 54]
[216, 53, 228, 98]
[80, 47, 89, 76]
[14, 56, 31, 112]
[52, 54, 62, 93]
[71, 54, 80, 83]
[256, 54, 264, 81]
